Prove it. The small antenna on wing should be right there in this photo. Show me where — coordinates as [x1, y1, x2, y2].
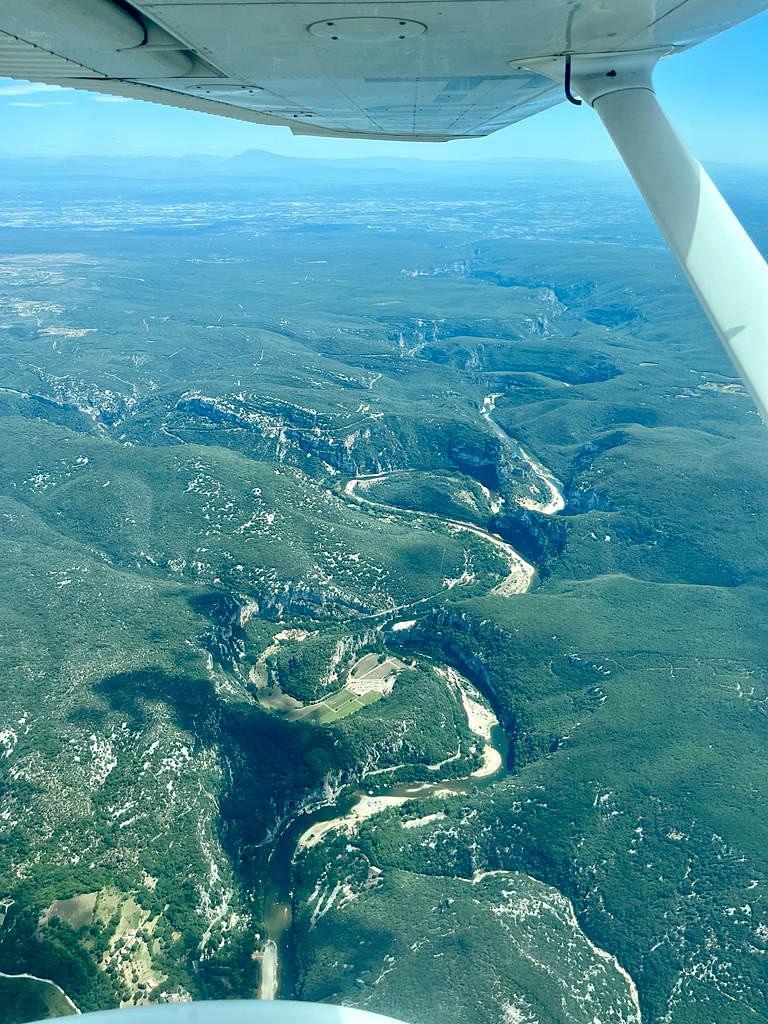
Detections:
[564, 54, 582, 105]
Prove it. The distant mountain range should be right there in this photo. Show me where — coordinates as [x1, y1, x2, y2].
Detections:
[0, 149, 761, 197]
[0, 148, 635, 186]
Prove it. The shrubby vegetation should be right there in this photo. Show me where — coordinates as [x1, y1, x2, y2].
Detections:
[294, 848, 639, 1023]
[380, 579, 768, 1022]
[1, 164, 767, 1023]
[267, 629, 386, 702]
[364, 471, 493, 524]
[0, 975, 75, 1024]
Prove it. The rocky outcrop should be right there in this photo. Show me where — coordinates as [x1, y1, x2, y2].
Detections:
[492, 508, 567, 576]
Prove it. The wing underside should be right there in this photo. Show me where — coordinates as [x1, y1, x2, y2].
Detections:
[0, 0, 766, 140]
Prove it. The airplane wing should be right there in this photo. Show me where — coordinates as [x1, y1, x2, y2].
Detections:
[31, 1001, 406, 1024]
[0, 0, 765, 141]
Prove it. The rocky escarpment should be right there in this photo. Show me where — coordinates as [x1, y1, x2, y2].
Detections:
[491, 507, 567, 577]
[563, 431, 628, 513]
[194, 588, 379, 676]
[389, 609, 506, 722]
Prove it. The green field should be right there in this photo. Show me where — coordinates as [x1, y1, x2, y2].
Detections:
[298, 687, 381, 725]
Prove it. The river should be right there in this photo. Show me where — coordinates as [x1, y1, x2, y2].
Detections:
[344, 473, 536, 595]
[257, 397, 564, 999]
[258, 668, 510, 1001]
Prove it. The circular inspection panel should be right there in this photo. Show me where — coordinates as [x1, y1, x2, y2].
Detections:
[307, 17, 427, 42]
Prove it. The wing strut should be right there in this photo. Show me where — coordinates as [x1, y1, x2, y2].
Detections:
[570, 55, 768, 422]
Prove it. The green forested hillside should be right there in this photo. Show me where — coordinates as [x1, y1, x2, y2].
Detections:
[1, 166, 767, 1023]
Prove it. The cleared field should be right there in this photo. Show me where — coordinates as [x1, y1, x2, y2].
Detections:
[42, 892, 98, 932]
[297, 687, 381, 725]
[347, 653, 406, 697]
[283, 651, 407, 724]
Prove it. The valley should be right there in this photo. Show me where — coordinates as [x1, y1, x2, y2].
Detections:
[0, 160, 767, 1024]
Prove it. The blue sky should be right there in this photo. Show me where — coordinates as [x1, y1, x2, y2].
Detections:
[1, 10, 766, 163]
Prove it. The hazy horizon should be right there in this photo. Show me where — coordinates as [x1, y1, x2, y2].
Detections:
[0, 147, 766, 170]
